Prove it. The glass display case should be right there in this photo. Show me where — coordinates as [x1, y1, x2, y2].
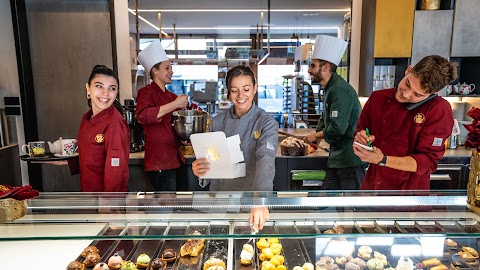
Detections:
[1, 190, 478, 270]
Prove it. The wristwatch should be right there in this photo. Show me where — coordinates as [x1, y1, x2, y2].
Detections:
[377, 155, 387, 167]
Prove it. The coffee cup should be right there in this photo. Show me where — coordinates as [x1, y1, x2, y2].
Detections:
[21, 141, 46, 157]
[61, 138, 78, 156]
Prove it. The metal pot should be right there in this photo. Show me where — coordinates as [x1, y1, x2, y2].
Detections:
[172, 110, 209, 141]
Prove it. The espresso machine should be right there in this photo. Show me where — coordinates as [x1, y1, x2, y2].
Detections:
[124, 99, 144, 152]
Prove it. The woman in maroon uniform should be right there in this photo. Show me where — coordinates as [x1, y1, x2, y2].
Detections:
[136, 40, 188, 191]
[69, 65, 130, 192]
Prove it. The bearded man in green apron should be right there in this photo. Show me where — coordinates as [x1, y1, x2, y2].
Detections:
[304, 35, 366, 190]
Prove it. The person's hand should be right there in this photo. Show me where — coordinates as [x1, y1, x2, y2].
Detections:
[175, 94, 189, 109]
[192, 158, 210, 177]
[353, 143, 384, 165]
[304, 133, 318, 144]
[249, 206, 269, 233]
[354, 130, 375, 146]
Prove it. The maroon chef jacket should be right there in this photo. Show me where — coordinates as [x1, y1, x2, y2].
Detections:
[136, 82, 183, 171]
[73, 106, 130, 192]
[356, 88, 454, 190]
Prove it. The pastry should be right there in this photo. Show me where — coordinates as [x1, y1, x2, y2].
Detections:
[240, 243, 254, 265]
[83, 252, 101, 267]
[269, 238, 280, 245]
[293, 267, 303, 270]
[205, 267, 225, 270]
[421, 258, 441, 268]
[276, 266, 287, 270]
[367, 258, 384, 270]
[336, 256, 353, 266]
[180, 231, 205, 257]
[121, 261, 138, 270]
[350, 258, 367, 270]
[280, 137, 309, 156]
[203, 257, 226, 270]
[317, 256, 339, 270]
[270, 243, 283, 255]
[93, 262, 109, 270]
[429, 265, 448, 270]
[270, 254, 285, 266]
[161, 249, 177, 262]
[261, 247, 274, 260]
[346, 261, 363, 270]
[67, 261, 85, 270]
[373, 251, 387, 266]
[462, 247, 479, 258]
[357, 246, 373, 260]
[148, 258, 165, 270]
[444, 239, 458, 249]
[324, 225, 345, 234]
[135, 253, 151, 268]
[303, 262, 315, 270]
[81, 246, 100, 257]
[257, 238, 270, 250]
[396, 257, 413, 270]
[108, 253, 124, 270]
[262, 260, 276, 270]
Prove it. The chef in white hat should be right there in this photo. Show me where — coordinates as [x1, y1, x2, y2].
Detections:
[135, 40, 189, 191]
[303, 35, 366, 190]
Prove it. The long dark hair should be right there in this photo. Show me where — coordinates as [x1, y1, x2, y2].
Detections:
[87, 65, 124, 115]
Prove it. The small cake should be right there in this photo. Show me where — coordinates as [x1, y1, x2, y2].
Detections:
[121, 261, 138, 270]
[81, 246, 100, 257]
[203, 257, 226, 270]
[303, 263, 315, 270]
[108, 253, 124, 270]
[257, 238, 270, 250]
[396, 257, 413, 270]
[270, 254, 285, 266]
[366, 258, 384, 270]
[280, 137, 309, 156]
[83, 252, 101, 267]
[161, 248, 177, 262]
[67, 261, 85, 270]
[93, 262, 109, 270]
[136, 253, 151, 268]
[357, 246, 373, 260]
[240, 243, 254, 265]
[180, 231, 205, 257]
[148, 258, 165, 270]
[445, 238, 458, 249]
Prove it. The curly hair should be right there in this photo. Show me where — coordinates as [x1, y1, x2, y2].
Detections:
[411, 55, 458, 94]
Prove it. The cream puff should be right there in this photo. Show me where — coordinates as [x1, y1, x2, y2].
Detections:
[148, 258, 165, 270]
[161, 248, 177, 262]
[93, 262, 109, 270]
[83, 252, 101, 267]
[240, 243, 254, 265]
[67, 261, 85, 270]
[81, 246, 100, 257]
[108, 253, 124, 270]
[136, 253, 151, 268]
[203, 257, 226, 270]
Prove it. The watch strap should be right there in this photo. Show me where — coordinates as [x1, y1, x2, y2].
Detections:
[377, 155, 387, 166]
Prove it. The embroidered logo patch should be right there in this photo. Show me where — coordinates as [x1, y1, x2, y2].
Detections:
[414, 113, 425, 125]
[111, 158, 120, 166]
[432, 137, 443, 147]
[331, 111, 338, 118]
[95, 134, 104, 143]
[254, 130, 261, 139]
[266, 141, 274, 151]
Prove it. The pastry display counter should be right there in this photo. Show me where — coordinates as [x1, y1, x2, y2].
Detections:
[1, 190, 479, 270]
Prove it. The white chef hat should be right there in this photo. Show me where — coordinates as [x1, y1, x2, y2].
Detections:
[137, 40, 169, 73]
[312, 35, 348, 66]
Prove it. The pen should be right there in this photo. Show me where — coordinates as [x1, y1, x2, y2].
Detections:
[365, 128, 371, 147]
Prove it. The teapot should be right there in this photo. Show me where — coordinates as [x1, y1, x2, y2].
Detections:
[47, 137, 62, 154]
[454, 82, 476, 95]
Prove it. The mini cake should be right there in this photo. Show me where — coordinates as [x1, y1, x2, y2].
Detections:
[161, 249, 177, 262]
[108, 253, 124, 270]
[121, 261, 138, 270]
[83, 252, 101, 267]
[203, 257, 226, 270]
[357, 246, 373, 260]
[396, 257, 413, 270]
[180, 231, 205, 257]
[240, 243, 254, 265]
[93, 262, 109, 270]
[67, 261, 85, 270]
[303, 263, 315, 270]
[136, 253, 151, 268]
[81, 246, 100, 257]
[366, 258, 384, 270]
[280, 137, 309, 156]
[148, 258, 165, 270]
